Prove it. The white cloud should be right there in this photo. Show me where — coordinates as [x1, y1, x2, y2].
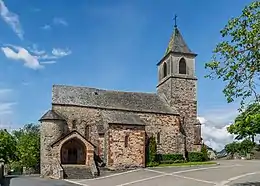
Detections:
[1, 44, 71, 69]
[52, 48, 71, 57]
[0, 102, 16, 115]
[0, 88, 12, 95]
[28, 44, 46, 55]
[0, 0, 24, 40]
[1, 46, 43, 70]
[40, 60, 56, 64]
[53, 17, 68, 26]
[41, 24, 51, 30]
[199, 116, 234, 152]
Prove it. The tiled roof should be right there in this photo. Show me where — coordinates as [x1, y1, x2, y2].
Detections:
[165, 27, 196, 56]
[39, 110, 65, 121]
[102, 111, 145, 126]
[52, 85, 178, 115]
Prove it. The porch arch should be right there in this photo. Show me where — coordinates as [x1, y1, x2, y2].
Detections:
[61, 137, 86, 164]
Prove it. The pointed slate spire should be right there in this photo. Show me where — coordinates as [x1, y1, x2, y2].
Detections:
[164, 23, 196, 56]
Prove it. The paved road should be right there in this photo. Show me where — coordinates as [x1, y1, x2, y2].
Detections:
[66, 160, 260, 186]
[1, 160, 260, 186]
[0, 175, 78, 186]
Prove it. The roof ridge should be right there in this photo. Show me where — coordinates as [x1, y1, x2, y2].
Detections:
[53, 84, 157, 95]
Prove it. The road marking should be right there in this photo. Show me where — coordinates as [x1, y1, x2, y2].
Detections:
[173, 174, 217, 184]
[64, 179, 89, 186]
[171, 164, 242, 175]
[87, 169, 141, 180]
[144, 168, 171, 175]
[115, 174, 167, 186]
[217, 171, 260, 186]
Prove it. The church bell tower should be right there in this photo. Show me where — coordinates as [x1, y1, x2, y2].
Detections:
[157, 18, 202, 152]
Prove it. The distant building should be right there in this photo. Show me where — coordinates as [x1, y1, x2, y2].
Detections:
[39, 23, 202, 179]
[205, 145, 217, 160]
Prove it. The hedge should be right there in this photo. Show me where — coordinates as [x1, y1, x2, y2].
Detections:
[187, 152, 204, 162]
[156, 153, 185, 163]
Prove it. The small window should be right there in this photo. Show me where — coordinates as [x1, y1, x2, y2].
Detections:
[163, 62, 167, 78]
[157, 132, 161, 144]
[179, 58, 187, 74]
[72, 120, 76, 129]
[125, 134, 129, 148]
[85, 125, 89, 139]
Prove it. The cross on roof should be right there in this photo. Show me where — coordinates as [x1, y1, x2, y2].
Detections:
[174, 14, 178, 28]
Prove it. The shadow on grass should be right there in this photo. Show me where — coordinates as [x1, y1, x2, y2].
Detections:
[0, 175, 19, 186]
[231, 182, 260, 186]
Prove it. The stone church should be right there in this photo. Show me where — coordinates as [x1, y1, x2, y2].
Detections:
[39, 24, 202, 179]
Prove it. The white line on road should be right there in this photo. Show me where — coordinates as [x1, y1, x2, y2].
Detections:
[64, 179, 89, 186]
[217, 171, 260, 186]
[171, 164, 242, 175]
[173, 174, 217, 184]
[115, 174, 167, 186]
[144, 168, 171, 175]
[87, 169, 141, 180]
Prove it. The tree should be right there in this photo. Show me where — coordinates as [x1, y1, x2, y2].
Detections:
[205, 1, 260, 109]
[0, 129, 17, 163]
[227, 103, 260, 142]
[239, 138, 255, 156]
[13, 124, 40, 169]
[225, 142, 240, 158]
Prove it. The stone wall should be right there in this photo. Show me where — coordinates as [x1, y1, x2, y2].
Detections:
[107, 124, 145, 169]
[171, 78, 201, 152]
[51, 131, 95, 167]
[139, 113, 184, 154]
[40, 120, 66, 176]
[51, 105, 185, 158]
[157, 77, 201, 152]
[52, 105, 103, 148]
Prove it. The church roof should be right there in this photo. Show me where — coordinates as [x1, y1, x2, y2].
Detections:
[164, 27, 196, 56]
[102, 111, 145, 126]
[52, 85, 178, 115]
[39, 109, 65, 121]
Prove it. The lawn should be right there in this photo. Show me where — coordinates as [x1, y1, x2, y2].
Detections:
[156, 161, 217, 167]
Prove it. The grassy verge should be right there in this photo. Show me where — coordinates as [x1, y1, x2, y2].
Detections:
[149, 161, 217, 167]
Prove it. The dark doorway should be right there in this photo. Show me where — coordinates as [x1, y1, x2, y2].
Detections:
[61, 138, 86, 165]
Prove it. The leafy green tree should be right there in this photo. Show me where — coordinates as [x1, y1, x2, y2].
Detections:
[205, 1, 260, 109]
[239, 138, 255, 156]
[225, 142, 240, 158]
[0, 129, 17, 163]
[227, 103, 260, 142]
[13, 124, 40, 169]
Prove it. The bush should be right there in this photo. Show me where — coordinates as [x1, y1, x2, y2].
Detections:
[146, 161, 160, 167]
[188, 152, 204, 162]
[156, 153, 184, 163]
[147, 136, 157, 164]
[201, 145, 209, 161]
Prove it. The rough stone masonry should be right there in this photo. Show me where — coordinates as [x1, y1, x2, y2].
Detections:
[39, 24, 202, 179]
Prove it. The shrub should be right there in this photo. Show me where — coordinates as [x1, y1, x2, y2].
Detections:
[201, 145, 209, 161]
[146, 161, 159, 167]
[156, 153, 184, 163]
[188, 152, 204, 162]
[147, 136, 157, 164]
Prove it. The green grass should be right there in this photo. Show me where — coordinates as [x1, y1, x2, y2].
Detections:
[156, 161, 217, 167]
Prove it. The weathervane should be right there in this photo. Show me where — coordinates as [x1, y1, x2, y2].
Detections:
[174, 14, 178, 28]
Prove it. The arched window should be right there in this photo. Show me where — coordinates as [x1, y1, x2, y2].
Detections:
[179, 58, 187, 74]
[163, 62, 167, 78]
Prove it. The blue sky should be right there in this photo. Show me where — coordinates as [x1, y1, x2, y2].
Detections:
[0, 0, 255, 149]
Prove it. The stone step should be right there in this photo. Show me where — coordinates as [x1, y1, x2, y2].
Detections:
[62, 165, 93, 179]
